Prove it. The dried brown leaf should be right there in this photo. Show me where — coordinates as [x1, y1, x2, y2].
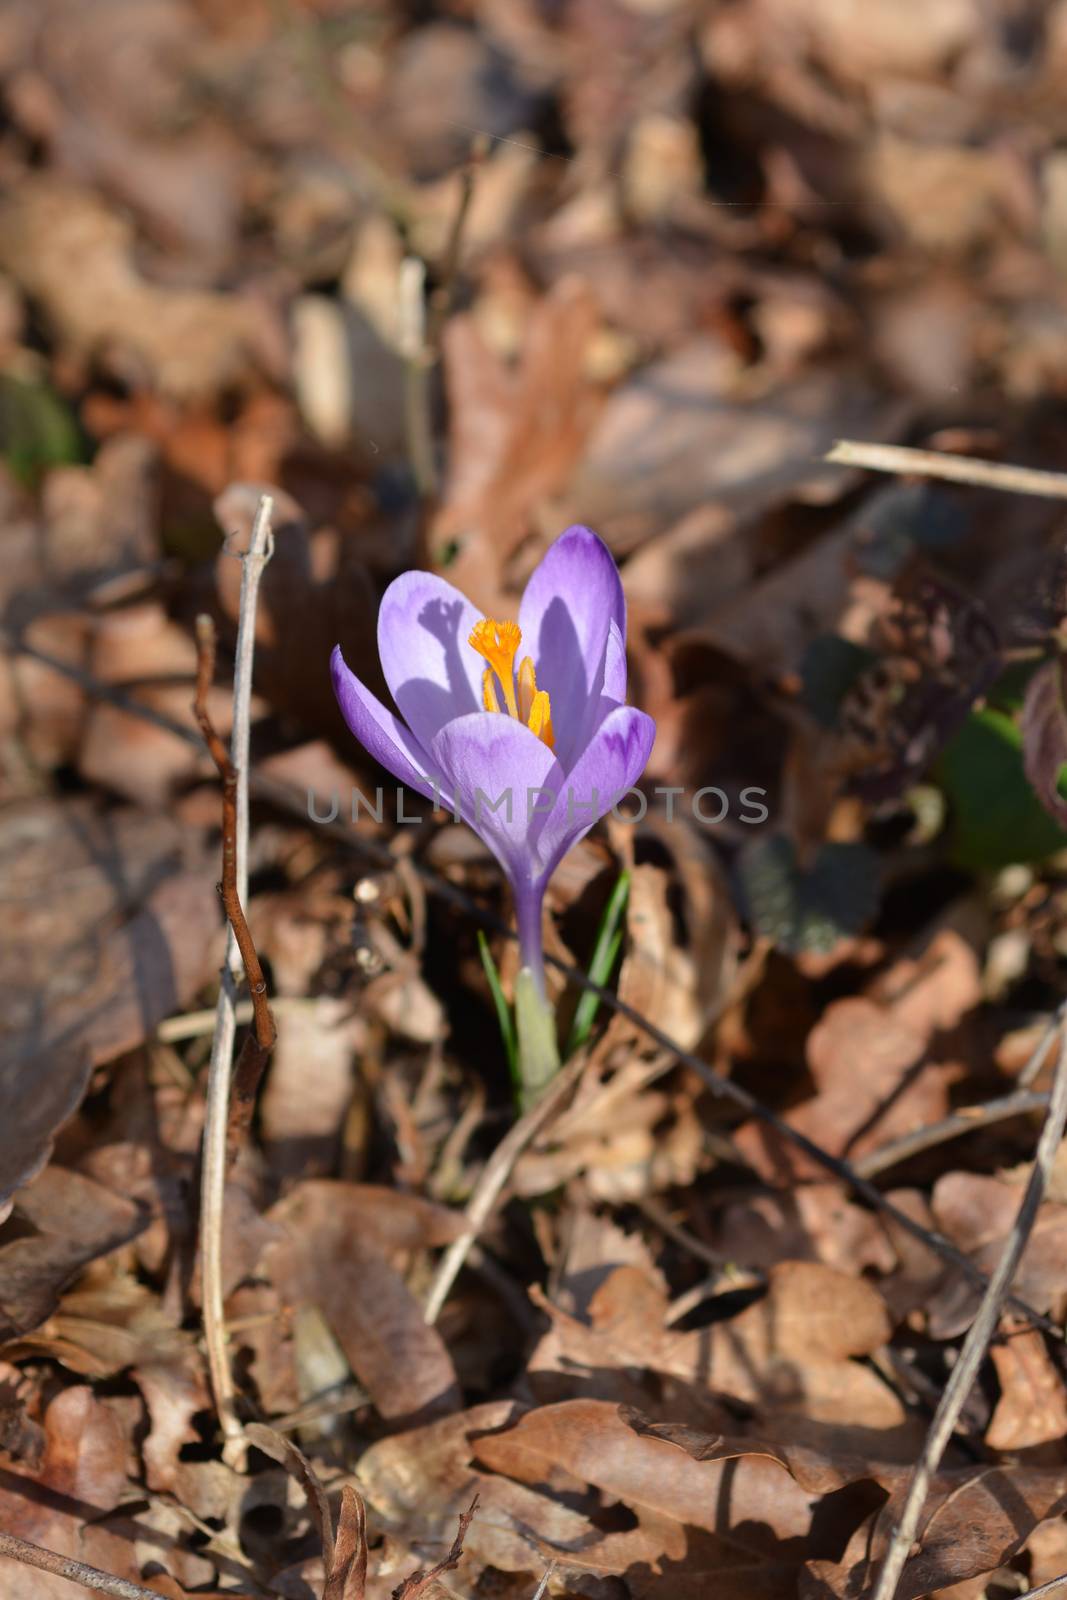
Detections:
[987, 1329, 1067, 1459]
[736, 930, 978, 1182]
[265, 1181, 462, 1424]
[0, 1167, 145, 1341]
[328, 1485, 369, 1600]
[526, 1261, 910, 1455]
[471, 1397, 824, 1580]
[567, 343, 910, 556]
[433, 278, 602, 608]
[0, 179, 280, 399]
[0, 1385, 138, 1599]
[214, 481, 380, 738]
[0, 799, 217, 1205]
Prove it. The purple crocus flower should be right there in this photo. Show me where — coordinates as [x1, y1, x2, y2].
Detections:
[330, 525, 655, 990]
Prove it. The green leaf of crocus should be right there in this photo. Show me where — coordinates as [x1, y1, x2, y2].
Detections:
[565, 870, 631, 1058]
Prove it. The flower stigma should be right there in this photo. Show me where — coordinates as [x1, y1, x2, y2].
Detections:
[469, 618, 554, 749]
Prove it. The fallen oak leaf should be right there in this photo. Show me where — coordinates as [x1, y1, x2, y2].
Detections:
[735, 929, 976, 1183]
[987, 1328, 1067, 1459]
[525, 1260, 911, 1454]
[357, 1401, 594, 1580]
[0, 1166, 145, 1341]
[470, 1397, 826, 1583]
[619, 1409, 867, 1497]
[619, 1406, 1067, 1600]
[263, 1181, 462, 1425]
[0, 179, 281, 401]
[0, 797, 218, 1208]
[0, 1386, 139, 1599]
[805, 1460, 1067, 1600]
[432, 277, 602, 608]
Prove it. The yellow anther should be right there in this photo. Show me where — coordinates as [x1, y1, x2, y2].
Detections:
[482, 667, 501, 714]
[527, 689, 555, 749]
[469, 618, 554, 747]
[468, 618, 521, 717]
[517, 656, 538, 725]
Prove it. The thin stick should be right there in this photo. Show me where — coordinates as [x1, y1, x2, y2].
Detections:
[825, 440, 1067, 499]
[1018, 1007, 1065, 1086]
[399, 256, 436, 499]
[157, 996, 325, 1042]
[196, 492, 274, 1458]
[853, 1088, 1050, 1178]
[6, 634, 1066, 1340]
[427, 136, 486, 347]
[868, 1019, 1067, 1600]
[0, 1530, 168, 1600]
[530, 1563, 558, 1600]
[1016, 1575, 1067, 1600]
[423, 1053, 586, 1324]
[193, 613, 277, 1149]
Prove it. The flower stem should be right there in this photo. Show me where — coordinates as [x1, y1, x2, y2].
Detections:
[514, 882, 547, 997]
[514, 968, 560, 1110]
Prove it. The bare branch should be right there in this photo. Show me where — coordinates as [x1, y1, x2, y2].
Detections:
[192, 613, 277, 1151]
[196, 491, 274, 1459]
[825, 439, 1067, 499]
[869, 1017, 1067, 1600]
[854, 1088, 1050, 1178]
[0, 1530, 169, 1600]
[1015, 1574, 1067, 1600]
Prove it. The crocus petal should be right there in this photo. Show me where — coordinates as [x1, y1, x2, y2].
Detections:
[576, 615, 629, 750]
[535, 705, 656, 879]
[377, 570, 487, 751]
[602, 617, 627, 705]
[518, 525, 626, 771]
[331, 645, 442, 804]
[429, 712, 563, 890]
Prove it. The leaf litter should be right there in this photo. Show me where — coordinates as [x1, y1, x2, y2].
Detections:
[7, 1, 1067, 1596]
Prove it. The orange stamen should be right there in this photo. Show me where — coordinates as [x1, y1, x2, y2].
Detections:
[482, 667, 501, 714]
[468, 618, 521, 717]
[517, 656, 538, 724]
[469, 619, 555, 747]
[527, 688, 554, 749]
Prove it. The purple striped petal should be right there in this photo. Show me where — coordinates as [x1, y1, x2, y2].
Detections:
[378, 570, 487, 750]
[331, 645, 441, 803]
[518, 525, 626, 772]
[429, 712, 563, 888]
[535, 705, 656, 879]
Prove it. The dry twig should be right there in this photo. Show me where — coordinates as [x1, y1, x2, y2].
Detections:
[398, 256, 436, 500]
[854, 1087, 1051, 1178]
[530, 1564, 558, 1600]
[423, 1054, 586, 1324]
[193, 612, 277, 1168]
[0, 1530, 169, 1600]
[869, 1016, 1067, 1600]
[825, 439, 1067, 498]
[1016, 1575, 1067, 1600]
[195, 492, 275, 1458]
[392, 1497, 479, 1599]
